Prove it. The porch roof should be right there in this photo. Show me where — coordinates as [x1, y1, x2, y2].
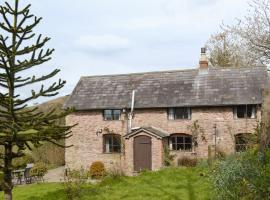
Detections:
[125, 126, 169, 139]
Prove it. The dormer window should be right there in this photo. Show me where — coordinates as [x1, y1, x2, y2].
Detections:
[168, 107, 191, 120]
[234, 105, 256, 119]
[104, 109, 121, 120]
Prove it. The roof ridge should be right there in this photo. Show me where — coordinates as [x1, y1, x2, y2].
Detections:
[81, 68, 198, 78]
[80, 66, 267, 79]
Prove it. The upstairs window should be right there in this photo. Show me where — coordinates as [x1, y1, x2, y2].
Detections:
[234, 105, 256, 119]
[168, 107, 191, 120]
[170, 134, 192, 151]
[104, 109, 121, 120]
[103, 134, 121, 153]
[235, 134, 250, 152]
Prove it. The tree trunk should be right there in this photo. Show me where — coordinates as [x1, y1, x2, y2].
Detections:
[260, 85, 270, 153]
[3, 143, 13, 200]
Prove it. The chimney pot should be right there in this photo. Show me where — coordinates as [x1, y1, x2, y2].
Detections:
[201, 47, 206, 54]
[199, 47, 208, 69]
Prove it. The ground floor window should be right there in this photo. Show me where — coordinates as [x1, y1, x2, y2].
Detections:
[170, 134, 192, 151]
[103, 134, 121, 153]
[235, 133, 250, 152]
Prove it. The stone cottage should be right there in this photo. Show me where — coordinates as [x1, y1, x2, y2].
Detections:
[64, 49, 269, 175]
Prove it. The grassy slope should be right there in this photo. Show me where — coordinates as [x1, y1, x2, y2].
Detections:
[0, 168, 212, 200]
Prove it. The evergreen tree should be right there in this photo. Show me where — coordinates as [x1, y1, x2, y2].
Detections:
[0, 0, 73, 199]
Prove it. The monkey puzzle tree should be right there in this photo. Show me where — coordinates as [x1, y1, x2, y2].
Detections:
[0, 0, 73, 199]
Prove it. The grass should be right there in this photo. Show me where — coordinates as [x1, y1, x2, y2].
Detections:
[0, 167, 212, 200]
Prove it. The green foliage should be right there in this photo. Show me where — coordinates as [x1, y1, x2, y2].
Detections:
[188, 120, 206, 148]
[12, 154, 34, 169]
[163, 145, 175, 166]
[89, 161, 106, 179]
[30, 162, 48, 178]
[178, 157, 198, 167]
[0, 0, 74, 197]
[212, 149, 270, 200]
[63, 168, 89, 200]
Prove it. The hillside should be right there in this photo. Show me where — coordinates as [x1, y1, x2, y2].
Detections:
[13, 96, 70, 169]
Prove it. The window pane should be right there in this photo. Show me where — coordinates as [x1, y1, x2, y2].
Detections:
[105, 136, 111, 153]
[246, 105, 253, 118]
[112, 135, 121, 146]
[178, 144, 184, 150]
[104, 135, 121, 153]
[172, 144, 177, 150]
[113, 110, 121, 120]
[185, 143, 192, 150]
[177, 136, 183, 143]
[171, 137, 176, 144]
[168, 108, 175, 120]
[175, 108, 189, 119]
[185, 136, 192, 144]
[236, 106, 245, 118]
[104, 110, 113, 120]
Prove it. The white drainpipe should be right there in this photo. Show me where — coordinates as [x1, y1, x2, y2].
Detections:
[128, 90, 135, 133]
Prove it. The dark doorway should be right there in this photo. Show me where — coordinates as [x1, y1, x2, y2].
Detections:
[133, 135, 152, 172]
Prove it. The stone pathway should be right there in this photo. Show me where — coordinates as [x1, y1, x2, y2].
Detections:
[44, 166, 65, 183]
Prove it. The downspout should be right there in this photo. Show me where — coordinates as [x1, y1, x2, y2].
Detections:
[128, 90, 135, 133]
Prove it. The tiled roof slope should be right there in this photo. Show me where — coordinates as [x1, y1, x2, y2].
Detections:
[64, 67, 269, 110]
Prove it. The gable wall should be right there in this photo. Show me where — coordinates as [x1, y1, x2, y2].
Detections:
[65, 106, 260, 173]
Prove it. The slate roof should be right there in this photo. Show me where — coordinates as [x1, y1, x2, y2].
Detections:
[125, 126, 170, 139]
[64, 66, 269, 110]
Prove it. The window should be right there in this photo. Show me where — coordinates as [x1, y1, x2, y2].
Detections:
[103, 134, 121, 153]
[104, 109, 121, 120]
[168, 107, 191, 120]
[170, 134, 192, 151]
[234, 105, 256, 119]
[235, 134, 249, 152]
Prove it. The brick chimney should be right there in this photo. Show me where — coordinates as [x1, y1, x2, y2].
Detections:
[199, 47, 208, 69]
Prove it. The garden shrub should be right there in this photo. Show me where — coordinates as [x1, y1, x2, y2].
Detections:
[212, 149, 270, 200]
[89, 161, 105, 178]
[30, 162, 48, 180]
[177, 157, 197, 167]
[163, 145, 176, 166]
[107, 162, 125, 178]
[12, 154, 35, 169]
[63, 168, 89, 200]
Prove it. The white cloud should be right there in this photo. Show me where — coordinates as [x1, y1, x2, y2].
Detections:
[74, 34, 131, 53]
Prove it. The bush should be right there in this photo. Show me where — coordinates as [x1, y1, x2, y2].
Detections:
[212, 149, 270, 200]
[89, 161, 105, 178]
[63, 168, 89, 200]
[30, 162, 48, 180]
[163, 145, 176, 166]
[107, 163, 125, 178]
[12, 154, 35, 169]
[178, 157, 197, 167]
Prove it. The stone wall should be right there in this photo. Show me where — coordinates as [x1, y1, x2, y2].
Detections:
[65, 106, 260, 174]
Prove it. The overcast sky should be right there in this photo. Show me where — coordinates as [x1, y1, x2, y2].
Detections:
[5, 0, 250, 103]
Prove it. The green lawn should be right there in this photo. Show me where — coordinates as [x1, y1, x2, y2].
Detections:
[0, 167, 212, 200]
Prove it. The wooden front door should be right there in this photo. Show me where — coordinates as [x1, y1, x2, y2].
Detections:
[133, 135, 152, 172]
